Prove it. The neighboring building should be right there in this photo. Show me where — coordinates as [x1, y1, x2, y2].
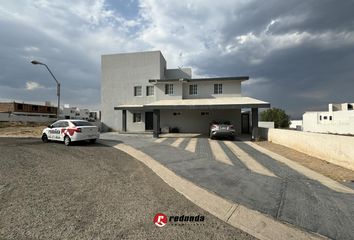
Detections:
[89, 111, 101, 122]
[303, 103, 354, 135]
[259, 121, 275, 129]
[289, 120, 303, 130]
[60, 106, 90, 120]
[101, 51, 270, 137]
[0, 101, 57, 122]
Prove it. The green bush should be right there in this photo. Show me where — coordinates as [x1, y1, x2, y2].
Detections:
[260, 108, 290, 128]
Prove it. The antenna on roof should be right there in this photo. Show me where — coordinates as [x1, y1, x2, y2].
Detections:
[178, 65, 183, 70]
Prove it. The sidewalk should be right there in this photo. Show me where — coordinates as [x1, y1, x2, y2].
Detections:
[100, 132, 354, 240]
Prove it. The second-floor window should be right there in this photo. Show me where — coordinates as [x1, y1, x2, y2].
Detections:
[214, 84, 223, 94]
[134, 86, 142, 96]
[189, 84, 197, 95]
[146, 86, 154, 96]
[165, 84, 174, 95]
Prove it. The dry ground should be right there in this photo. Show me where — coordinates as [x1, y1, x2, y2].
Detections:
[256, 141, 354, 182]
[0, 122, 48, 137]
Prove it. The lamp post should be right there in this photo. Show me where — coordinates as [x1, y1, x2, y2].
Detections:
[31, 60, 60, 119]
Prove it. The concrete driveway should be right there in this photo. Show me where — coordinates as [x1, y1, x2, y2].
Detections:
[101, 133, 354, 240]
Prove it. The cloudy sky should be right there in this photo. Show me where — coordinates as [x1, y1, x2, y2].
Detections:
[0, 0, 353, 118]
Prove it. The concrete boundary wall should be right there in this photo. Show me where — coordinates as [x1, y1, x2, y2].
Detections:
[259, 127, 354, 171]
[0, 112, 53, 123]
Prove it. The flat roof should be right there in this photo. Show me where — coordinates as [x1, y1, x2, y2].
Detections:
[115, 97, 270, 110]
[148, 76, 249, 83]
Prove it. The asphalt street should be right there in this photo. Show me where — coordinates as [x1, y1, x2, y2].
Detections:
[100, 133, 354, 240]
[0, 137, 255, 240]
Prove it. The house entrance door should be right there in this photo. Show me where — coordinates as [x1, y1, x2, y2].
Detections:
[145, 112, 153, 130]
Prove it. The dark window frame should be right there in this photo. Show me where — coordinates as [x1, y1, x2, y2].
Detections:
[214, 83, 223, 94]
[165, 84, 174, 95]
[134, 86, 142, 96]
[133, 113, 142, 122]
[189, 84, 198, 95]
[146, 86, 154, 96]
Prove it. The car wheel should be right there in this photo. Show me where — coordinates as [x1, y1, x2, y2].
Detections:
[64, 135, 71, 146]
[42, 133, 49, 143]
[209, 132, 214, 140]
[89, 139, 96, 144]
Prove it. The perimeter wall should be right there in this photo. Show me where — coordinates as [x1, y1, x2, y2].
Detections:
[259, 127, 354, 171]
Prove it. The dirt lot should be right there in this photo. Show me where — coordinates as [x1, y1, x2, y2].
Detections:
[256, 141, 354, 182]
[0, 122, 47, 137]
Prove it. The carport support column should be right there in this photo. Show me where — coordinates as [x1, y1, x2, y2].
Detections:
[153, 109, 160, 138]
[122, 110, 127, 132]
[251, 108, 259, 141]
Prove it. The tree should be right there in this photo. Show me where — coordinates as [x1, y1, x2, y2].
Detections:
[260, 108, 290, 128]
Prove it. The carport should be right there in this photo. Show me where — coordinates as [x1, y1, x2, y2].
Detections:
[115, 97, 270, 140]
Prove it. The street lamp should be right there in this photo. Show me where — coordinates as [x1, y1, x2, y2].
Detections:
[31, 60, 61, 119]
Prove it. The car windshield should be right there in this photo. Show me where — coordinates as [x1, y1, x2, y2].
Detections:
[71, 121, 93, 126]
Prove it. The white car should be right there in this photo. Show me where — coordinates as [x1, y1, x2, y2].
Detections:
[42, 120, 99, 146]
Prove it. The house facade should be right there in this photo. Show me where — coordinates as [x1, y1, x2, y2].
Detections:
[303, 103, 354, 135]
[101, 51, 270, 138]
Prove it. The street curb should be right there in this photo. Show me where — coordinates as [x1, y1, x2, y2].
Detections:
[107, 142, 327, 240]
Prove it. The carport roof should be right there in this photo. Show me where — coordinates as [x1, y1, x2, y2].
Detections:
[114, 97, 270, 110]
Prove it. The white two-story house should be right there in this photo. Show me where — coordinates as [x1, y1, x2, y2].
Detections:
[101, 51, 270, 138]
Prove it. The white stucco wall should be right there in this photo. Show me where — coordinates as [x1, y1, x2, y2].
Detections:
[303, 111, 354, 134]
[126, 110, 146, 132]
[101, 51, 165, 131]
[154, 82, 183, 100]
[259, 127, 354, 171]
[160, 109, 241, 134]
[258, 121, 274, 128]
[289, 120, 303, 129]
[182, 80, 242, 99]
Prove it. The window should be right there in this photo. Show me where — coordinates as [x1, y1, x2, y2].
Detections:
[173, 112, 181, 116]
[214, 84, 222, 94]
[71, 121, 92, 126]
[146, 86, 154, 96]
[324, 116, 328, 120]
[165, 84, 174, 95]
[133, 113, 142, 122]
[17, 104, 23, 110]
[47, 107, 51, 112]
[329, 116, 332, 121]
[201, 112, 210, 116]
[319, 116, 322, 120]
[134, 86, 142, 96]
[189, 84, 198, 95]
[52, 121, 63, 128]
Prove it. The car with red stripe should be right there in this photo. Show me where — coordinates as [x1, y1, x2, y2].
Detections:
[42, 120, 99, 146]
